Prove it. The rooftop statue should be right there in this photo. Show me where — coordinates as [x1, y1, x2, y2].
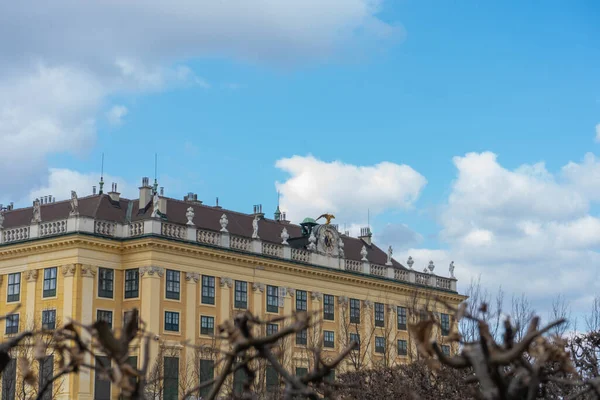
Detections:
[316, 213, 335, 225]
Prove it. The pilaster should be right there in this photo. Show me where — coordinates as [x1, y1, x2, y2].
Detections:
[220, 231, 230, 248]
[219, 277, 232, 355]
[362, 300, 374, 368]
[252, 239, 261, 253]
[252, 282, 264, 316]
[185, 272, 199, 387]
[57, 264, 77, 400]
[140, 266, 164, 367]
[186, 226, 196, 242]
[24, 270, 38, 326]
[77, 265, 97, 399]
[283, 289, 294, 369]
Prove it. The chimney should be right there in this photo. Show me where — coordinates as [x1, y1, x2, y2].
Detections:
[139, 177, 152, 208]
[93, 186, 97, 195]
[280, 211, 290, 224]
[184, 192, 203, 205]
[252, 204, 264, 219]
[358, 227, 373, 246]
[160, 187, 164, 196]
[108, 182, 120, 202]
[214, 197, 222, 209]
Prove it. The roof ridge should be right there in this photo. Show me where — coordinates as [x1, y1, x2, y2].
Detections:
[165, 196, 303, 228]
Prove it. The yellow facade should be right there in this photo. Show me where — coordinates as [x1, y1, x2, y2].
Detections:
[0, 232, 465, 399]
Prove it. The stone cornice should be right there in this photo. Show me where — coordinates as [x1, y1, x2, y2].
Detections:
[0, 233, 466, 302]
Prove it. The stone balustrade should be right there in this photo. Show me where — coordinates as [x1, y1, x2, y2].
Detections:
[39, 220, 67, 237]
[0, 216, 458, 291]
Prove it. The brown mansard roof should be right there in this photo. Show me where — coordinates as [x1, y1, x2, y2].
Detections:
[1, 194, 406, 269]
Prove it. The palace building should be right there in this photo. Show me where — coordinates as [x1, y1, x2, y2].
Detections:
[0, 177, 465, 399]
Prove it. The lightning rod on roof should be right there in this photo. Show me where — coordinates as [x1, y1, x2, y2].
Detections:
[153, 153, 158, 195]
[99, 153, 105, 194]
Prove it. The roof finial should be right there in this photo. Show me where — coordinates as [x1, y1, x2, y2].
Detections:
[274, 190, 282, 221]
[153, 153, 158, 195]
[99, 153, 105, 194]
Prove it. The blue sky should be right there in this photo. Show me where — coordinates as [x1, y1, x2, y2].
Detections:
[1, 0, 599, 323]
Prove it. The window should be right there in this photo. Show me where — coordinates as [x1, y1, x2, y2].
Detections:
[123, 310, 139, 329]
[349, 333, 360, 351]
[397, 307, 407, 330]
[397, 340, 407, 356]
[94, 356, 111, 400]
[124, 356, 138, 396]
[419, 309, 428, 321]
[441, 313, 450, 336]
[324, 331, 335, 348]
[296, 290, 307, 311]
[375, 336, 385, 354]
[296, 329, 307, 345]
[164, 311, 179, 332]
[325, 370, 335, 383]
[266, 323, 278, 336]
[43, 267, 57, 298]
[38, 356, 53, 400]
[266, 366, 279, 391]
[200, 360, 214, 398]
[2, 358, 16, 400]
[296, 367, 308, 377]
[375, 302, 385, 327]
[7, 273, 20, 303]
[266, 285, 279, 313]
[350, 298, 360, 324]
[124, 269, 139, 299]
[201, 316, 214, 336]
[234, 280, 247, 309]
[41, 310, 56, 330]
[233, 365, 248, 395]
[323, 294, 335, 320]
[441, 345, 451, 356]
[201, 275, 215, 304]
[98, 268, 113, 298]
[163, 357, 179, 400]
[165, 270, 180, 300]
[97, 310, 113, 329]
[5, 314, 18, 334]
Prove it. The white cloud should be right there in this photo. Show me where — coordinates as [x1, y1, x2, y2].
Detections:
[0, 1, 398, 201]
[274, 155, 427, 223]
[0, 64, 103, 199]
[106, 105, 128, 126]
[28, 168, 135, 203]
[389, 152, 600, 317]
[595, 123, 600, 142]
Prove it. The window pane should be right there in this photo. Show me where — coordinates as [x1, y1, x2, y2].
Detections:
[94, 356, 111, 400]
[166, 270, 181, 300]
[98, 268, 114, 298]
[296, 290, 307, 311]
[324, 295, 334, 320]
[124, 269, 139, 299]
[350, 299, 360, 324]
[163, 357, 179, 400]
[1, 358, 16, 400]
[199, 359, 214, 397]
[38, 356, 53, 400]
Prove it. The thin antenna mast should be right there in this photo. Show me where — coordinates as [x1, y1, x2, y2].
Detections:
[99, 153, 105, 194]
[367, 208, 370, 233]
[153, 153, 158, 195]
